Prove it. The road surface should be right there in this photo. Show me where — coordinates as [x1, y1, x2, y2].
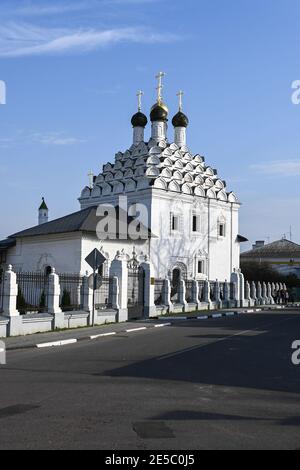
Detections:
[0, 311, 299, 450]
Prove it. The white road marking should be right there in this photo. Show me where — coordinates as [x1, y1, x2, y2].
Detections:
[212, 314, 222, 318]
[154, 323, 172, 328]
[37, 339, 77, 348]
[90, 332, 117, 339]
[126, 327, 147, 333]
[197, 315, 209, 320]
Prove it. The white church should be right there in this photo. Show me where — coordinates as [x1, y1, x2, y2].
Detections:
[0, 73, 244, 284]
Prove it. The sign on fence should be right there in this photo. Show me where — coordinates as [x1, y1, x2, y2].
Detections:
[85, 249, 107, 326]
[85, 249, 106, 271]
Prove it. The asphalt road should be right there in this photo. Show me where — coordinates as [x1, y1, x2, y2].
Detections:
[0, 311, 300, 450]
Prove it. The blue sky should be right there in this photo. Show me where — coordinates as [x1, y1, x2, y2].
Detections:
[0, 0, 300, 249]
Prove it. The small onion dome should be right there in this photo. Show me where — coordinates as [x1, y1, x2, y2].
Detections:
[172, 111, 189, 128]
[131, 111, 148, 128]
[150, 102, 169, 122]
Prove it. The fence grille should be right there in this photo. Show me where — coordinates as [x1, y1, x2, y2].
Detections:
[59, 274, 83, 312]
[94, 277, 113, 310]
[154, 279, 164, 306]
[210, 282, 217, 301]
[185, 280, 193, 303]
[198, 281, 205, 302]
[220, 282, 225, 301]
[0, 269, 4, 313]
[16, 272, 49, 314]
[170, 282, 179, 303]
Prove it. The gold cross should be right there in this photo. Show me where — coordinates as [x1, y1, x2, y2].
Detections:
[155, 71, 166, 103]
[136, 90, 144, 112]
[177, 90, 184, 111]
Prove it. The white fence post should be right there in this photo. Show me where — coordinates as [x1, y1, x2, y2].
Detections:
[163, 278, 172, 311]
[262, 282, 268, 305]
[192, 279, 200, 308]
[110, 251, 128, 322]
[230, 270, 240, 307]
[110, 276, 120, 310]
[179, 279, 188, 311]
[267, 282, 274, 305]
[48, 268, 64, 329]
[244, 281, 251, 307]
[223, 281, 230, 307]
[3, 265, 23, 336]
[256, 282, 263, 305]
[204, 280, 211, 308]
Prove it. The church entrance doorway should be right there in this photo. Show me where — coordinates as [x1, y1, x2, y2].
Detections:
[127, 257, 145, 320]
[171, 268, 181, 304]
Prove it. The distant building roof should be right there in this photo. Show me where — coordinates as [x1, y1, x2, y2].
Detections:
[241, 238, 300, 259]
[9, 206, 153, 239]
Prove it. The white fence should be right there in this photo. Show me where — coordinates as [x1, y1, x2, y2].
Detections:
[0, 262, 285, 338]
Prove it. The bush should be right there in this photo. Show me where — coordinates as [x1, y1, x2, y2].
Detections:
[61, 289, 71, 309]
[17, 287, 27, 313]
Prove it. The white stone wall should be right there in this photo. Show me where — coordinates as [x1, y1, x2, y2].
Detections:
[6, 234, 82, 273]
[149, 190, 240, 281]
[80, 234, 149, 275]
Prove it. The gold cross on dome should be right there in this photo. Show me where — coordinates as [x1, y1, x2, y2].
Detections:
[156, 71, 166, 104]
[136, 90, 144, 112]
[177, 90, 184, 111]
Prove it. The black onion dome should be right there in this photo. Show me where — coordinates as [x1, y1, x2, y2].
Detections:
[131, 111, 148, 128]
[150, 102, 169, 122]
[172, 111, 189, 128]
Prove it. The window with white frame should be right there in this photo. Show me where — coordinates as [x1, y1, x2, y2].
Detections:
[192, 214, 201, 233]
[218, 222, 226, 237]
[197, 260, 204, 274]
[171, 214, 180, 231]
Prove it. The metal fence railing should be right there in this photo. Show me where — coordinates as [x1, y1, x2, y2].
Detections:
[185, 280, 193, 303]
[154, 279, 164, 306]
[94, 277, 113, 310]
[59, 274, 83, 312]
[210, 282, 217, 301]
[16, 272, 49, 314]
[198, 280, 205, 302]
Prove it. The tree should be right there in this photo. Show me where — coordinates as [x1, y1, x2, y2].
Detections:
[240, 261, 300, 287]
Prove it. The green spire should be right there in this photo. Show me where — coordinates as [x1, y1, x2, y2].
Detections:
[39, 197, 48, 211]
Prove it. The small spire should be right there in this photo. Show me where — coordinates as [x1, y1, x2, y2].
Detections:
[136, 90, 144, 112]
[39, 197, 48, 210]
[155, 71, 166, 104]
[177, 90, 184, 112]
[88, 170, 94, 189]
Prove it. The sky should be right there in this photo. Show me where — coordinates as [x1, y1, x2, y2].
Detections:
[0, 0, 300, 250]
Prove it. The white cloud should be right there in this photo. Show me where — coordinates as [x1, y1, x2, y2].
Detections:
[12, 2, 89, 17]
[0, 22, 177, 57]
[250, 160, 300, 177]
[32, 133, 85, 146]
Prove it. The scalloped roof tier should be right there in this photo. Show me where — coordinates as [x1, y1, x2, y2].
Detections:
[80, 141, 239, 203]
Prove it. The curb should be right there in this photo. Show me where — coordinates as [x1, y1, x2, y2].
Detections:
[6, 307, 284, 352]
